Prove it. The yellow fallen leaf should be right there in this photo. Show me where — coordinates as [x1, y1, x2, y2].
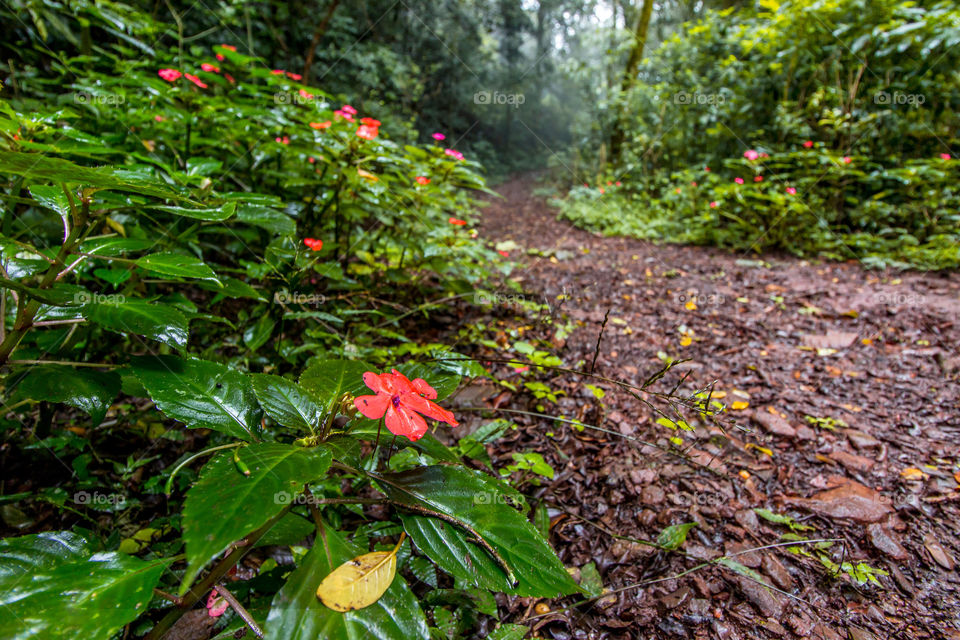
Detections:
[679, 336, 693, 347]
[685, 300, 697, 311]
[900, 468, 927, 481]
[356, 168, 379, 182]
[712, 390, 727, 399]
[731, 400, 749, 410]
[745, 443, 773, 456]
[316, 533, 405, 612]
[861, 338, 873, 346]
[738, 470, 751, 480]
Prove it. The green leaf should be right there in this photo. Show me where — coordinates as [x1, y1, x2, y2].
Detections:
[0, 150, 190, 201]
[265, 522, 428, 639]
[136, 252, 220, 283]
[257, 513, 315, 548]
[0, 531, 169, 640]
[151, 202, 236, 221]
[656, 522, 698, 551]
[83, 300, 189, 349]
[299, 359, 371, 407]
[243, 314, 275, 351]
[181, 443, 331, 593]
[236, 204, 297, 235]
[753, 508, 814, 532]
[0, 530, 94, 580]
[579, 561, 604, 597]
[130, 355, 263, 440]
[251, 374, 324, 431]
[7, 366, 120, 425]
[28, 185, 71, 221]
[377, 466, 581, 597]
[79, 237, 154, 256]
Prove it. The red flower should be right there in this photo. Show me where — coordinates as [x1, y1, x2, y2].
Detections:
[444, 148, 464, 161]
[206, 591, 228, 618]
[201, 63, 220, 73]
[333, 110, 354, 122]
[940, 153, 951, 160]
[158, 69, 181, 82]
[184, 73, 208, 89]
[734, 177, 744, 185]
[356, 125, 379, 140]
[299, 89, 314, 100]
[448, 217, 467, 226]
[354, 370, 458, 441]
[361, 117, 381, 127]
[310, 121, 332, 129]
[216, 54, 225, 61]
[415, 176, 430, 185]
[498, 250, 509, 257]
[271, 69, 284, 75]
[275, 136, 290, 144]
[803, 140, 814, 148]
[754, 175, 763, 182]
[304, 238, 323, 251]
[615, 181, 622, 186]
[287, 72, 303, 81]
[224, 73, 235, 84]
[220, 44, 237, 51]
[342, 104, 357, 115]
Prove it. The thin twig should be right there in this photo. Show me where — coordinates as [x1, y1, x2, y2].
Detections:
[590, 308, 610, 374]
[214, 584, 264, 639]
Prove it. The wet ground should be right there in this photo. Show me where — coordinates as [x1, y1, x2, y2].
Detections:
[462, 175, 960, 640]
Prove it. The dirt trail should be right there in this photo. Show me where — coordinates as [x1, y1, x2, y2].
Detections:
[473, 175, 960, 639]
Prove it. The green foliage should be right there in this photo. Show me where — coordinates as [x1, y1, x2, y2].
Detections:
[562, 0, 960, 269]
[0, 6, 573, 638]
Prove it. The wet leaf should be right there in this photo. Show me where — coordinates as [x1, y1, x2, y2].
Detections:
[316, 534, 405, 612]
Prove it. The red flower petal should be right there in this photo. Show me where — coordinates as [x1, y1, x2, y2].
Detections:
[354, 394, 390, 420]
[385, 404, 428, 441]
[400, 394, 458, 427]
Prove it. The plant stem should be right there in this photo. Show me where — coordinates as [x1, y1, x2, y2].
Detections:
[143, 505, 291, 640]
[214, 584, 263, 638]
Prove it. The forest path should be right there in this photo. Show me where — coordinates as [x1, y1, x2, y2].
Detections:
[473, 174, 960, 639]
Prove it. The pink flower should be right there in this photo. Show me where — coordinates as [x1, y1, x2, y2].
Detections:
[154, 115, 165, 122]
[704, 167, 711, 172]
[275, 136, 290, 145]
[215, 54, 225, 61]
[333, 110, 354, 122]
[270, 69, 284, 75]
[220, 44, 237, 52]
[342, 104, 357, 115]
[201, 63, 220, 73]
[709, 201, 718, 208]
[743, 149, 759, 161]
[786, 187, 797, 195]
[734, 177, 744, 185]
[803, 140, 814, 148]
[206, 591, 229, 618]
[615, 181, 622, 186]
[158, 69, 181, 82]
[356, 125, 379, 140]
[940, 153, 951, 160]
[675, 187, 681, 194]
[432, 132, 446, 141]
[184, 73, 208, 89]
[444, 149, 464, 161]
[842, 156, 851, 164]
[415, 176, 430, 185]
[754, 176, 763, 182]
[287, 72, 302, 81]
[691, 181, 697, 186]
[599, 187, 605, 194]
[299, 89, 314, 100]
[308, 156, 315, 164]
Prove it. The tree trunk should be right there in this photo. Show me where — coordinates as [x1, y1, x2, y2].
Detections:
[302, 0, 341, 81]
[609, 0, 655, 164]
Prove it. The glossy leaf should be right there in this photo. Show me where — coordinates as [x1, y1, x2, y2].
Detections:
[180, 443, 331, 592]
[265, 523, 428, 639]
[83, 300, 189, 349]
[151, 202, 236, 221]
[251, 374, 324, 431]
[135, 252, 220, 283]
[28, 184, 71, 221]
[657, 522, 698, 551]
[0, 531, 169, 640]
[377, 466, 581, 597]
[6, 366, 120, 425]
[299, 359, 371, 406]
[130, 355, 263, 440]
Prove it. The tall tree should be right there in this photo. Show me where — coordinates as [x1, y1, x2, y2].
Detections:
[609, 0, 655, 164]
